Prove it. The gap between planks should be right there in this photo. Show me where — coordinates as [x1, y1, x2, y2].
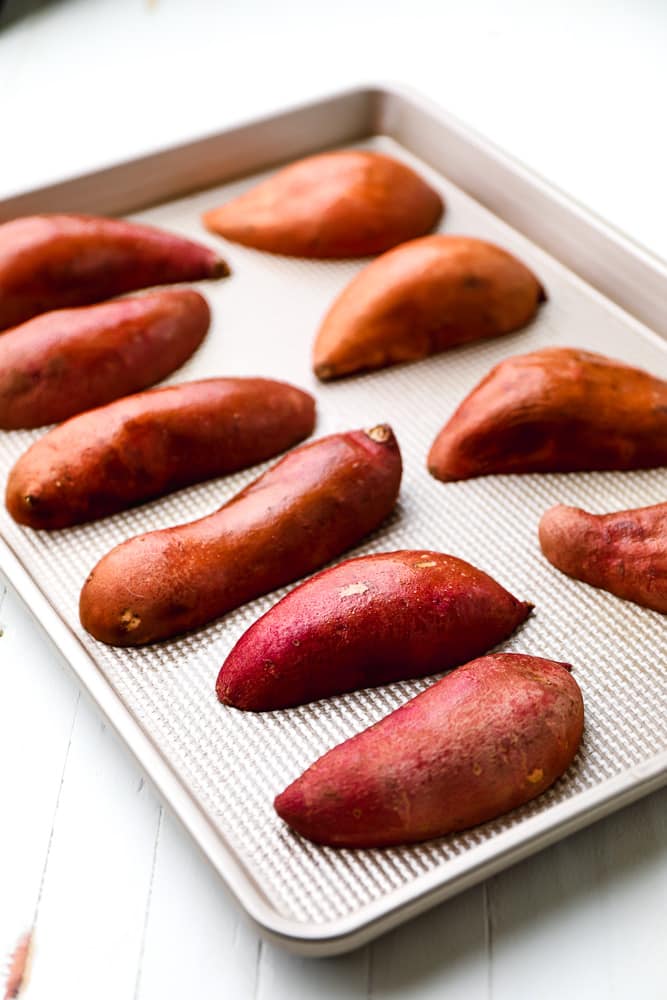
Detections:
[133, 806, 165, 1000]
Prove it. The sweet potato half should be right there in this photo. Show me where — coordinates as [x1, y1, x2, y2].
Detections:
[0, 214, 228, 331]
[0, 289, 210, 429]
[275, 653, 584, 848]
[217, 550, 532, 710]
[6, 377, 315, 529]
[313, 235, 545, 381]
[539, 501, 667, 613]
[202, 150, 444, 258]
[428, 347, 667, 482]
[79, 425, 402, 646]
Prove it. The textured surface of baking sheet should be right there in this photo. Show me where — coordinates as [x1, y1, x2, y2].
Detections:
[1, 123, 666, 946]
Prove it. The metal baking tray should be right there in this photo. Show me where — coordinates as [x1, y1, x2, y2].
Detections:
[1, 86, 666, 956]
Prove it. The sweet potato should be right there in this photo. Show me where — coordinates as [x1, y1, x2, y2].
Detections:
[202, 151, 444, 258]
[0, 289, 210, 429]
[79, 425, 402, 646]
[313, 236, 545, 380]
[217, 550, 533, 710]
[428, 347, 667, 482]
[6, 377, 315, 529]
[0, 214, 229, 331]
[539, 501, 667, 613]
[275, 653, 584, 848]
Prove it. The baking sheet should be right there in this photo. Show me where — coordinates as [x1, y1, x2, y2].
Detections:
[1, 94, 666, 950]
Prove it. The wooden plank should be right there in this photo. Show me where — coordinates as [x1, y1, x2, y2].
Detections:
[488, 830, 609, 999]
[21, 696, 162, 1000]
[135, 810, 259, 999]
[487, 792, 667, 1000]
[596, 790, 667, 999]
[369, 885, 488, 999]
[256, 937, 369, 1000]
[253, 881, 487, 1000]
[0, 578, 80, 981]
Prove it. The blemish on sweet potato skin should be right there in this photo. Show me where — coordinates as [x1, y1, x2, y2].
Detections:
[202, 150, 443, 258]
[275, 653, 584, 848]
[217, 550, 532, 711]
[428, 347, 667, 482]
[539, 501, 667, 613]
[338, 582, 369, 598]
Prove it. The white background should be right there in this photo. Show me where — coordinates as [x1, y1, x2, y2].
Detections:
[1, 1, 666, 997]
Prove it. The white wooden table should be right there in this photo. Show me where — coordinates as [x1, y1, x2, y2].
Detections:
[2, 2, 667, 997]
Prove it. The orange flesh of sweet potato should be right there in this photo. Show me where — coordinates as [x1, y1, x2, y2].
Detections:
[79, 425, 402, 646]
[217, 550, 533, 710]
[539, 501, 667, 613]
[0, 288, 210, 429]
[275, 653, 584, 848]
[313, 235, 545, 380]
[6, 377, 315, 529]
[0, 214, 228, 331]
[428, 347, 667, 482]
[202, 150, 444, 258]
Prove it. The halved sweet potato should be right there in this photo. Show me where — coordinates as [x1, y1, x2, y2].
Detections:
[202, 151, 443, 258]
[275, 653, 584, 848]
[217, 550, 532, 710]
[313, 235, 545, 380]
[429, 348, 667, 481]
[539, 501, 667, 613]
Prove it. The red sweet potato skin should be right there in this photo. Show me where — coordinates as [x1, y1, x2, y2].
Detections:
[0, 289, 210, 429]
[79, 425, 402, 646]
[539, 501, 667, 613]
[217, 550, 533, 710]
[202, 151, 444, 258]
[0, 214, 228, 331]
[275, 653, 584, 848]
[313, 236, 545, 380]
[6, 377, 315, 529]
[428, 348, 667, 482]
